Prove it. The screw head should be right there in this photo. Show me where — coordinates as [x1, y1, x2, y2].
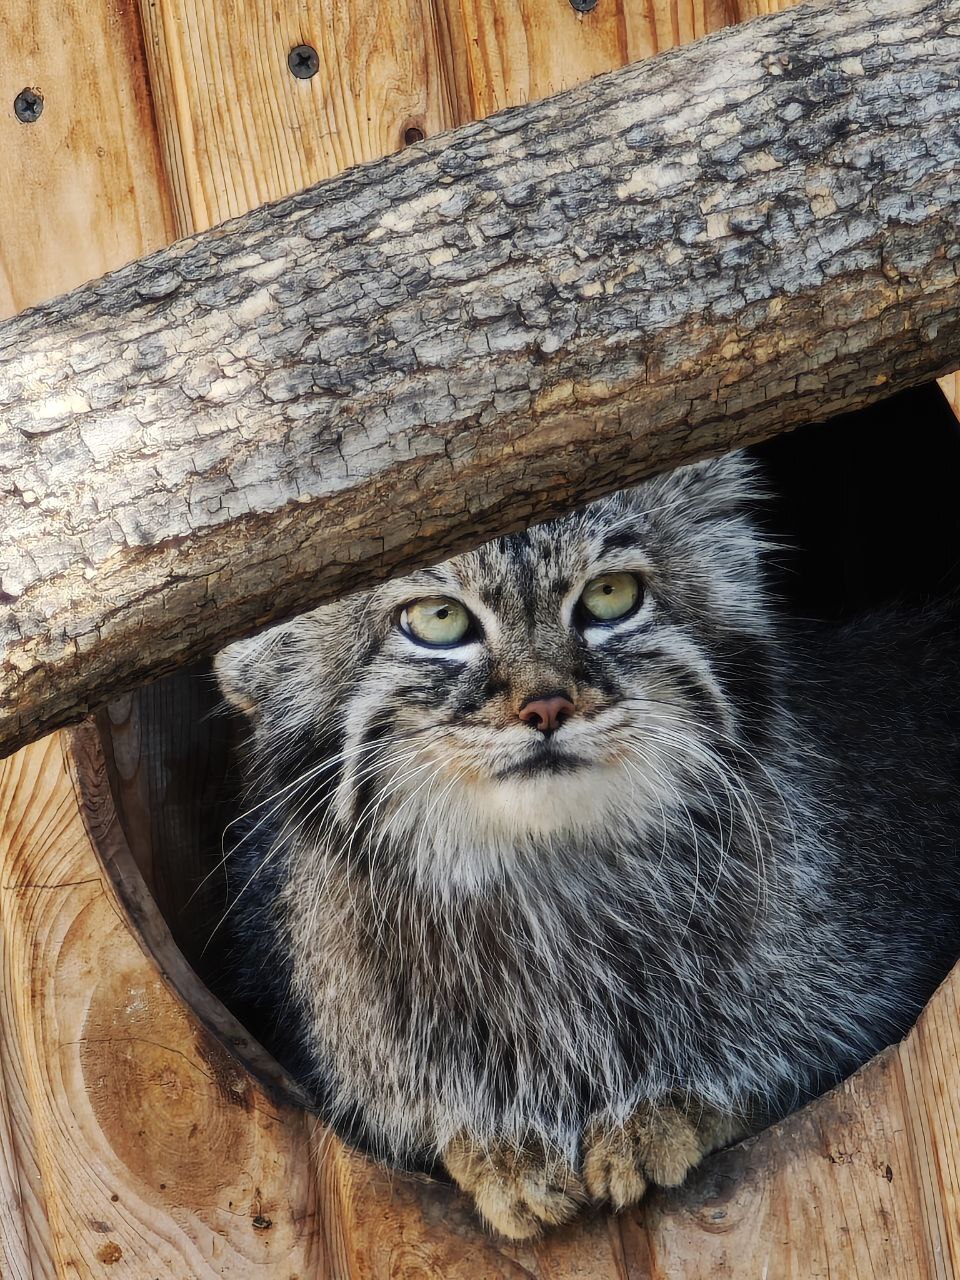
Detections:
[569, 0, 598, 10]
[287, 44, 319, 79]
[14, 87, 43, 124]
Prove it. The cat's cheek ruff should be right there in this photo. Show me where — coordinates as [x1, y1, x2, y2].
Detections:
[328, 678, 432, 832]
[364, 704, 720, 864]
[269, 632, 750, 873]
[327, 643, 743, 857]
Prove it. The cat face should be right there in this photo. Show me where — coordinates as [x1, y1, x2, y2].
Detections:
[217, 452, 777, 886]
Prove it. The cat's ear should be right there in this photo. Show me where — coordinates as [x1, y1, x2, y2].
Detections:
[214, 633, 275, 720]
[645, 449, 761, 522]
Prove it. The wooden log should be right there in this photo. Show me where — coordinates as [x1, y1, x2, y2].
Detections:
[2, 0, 960, 760]
[129, 0, 960, 461]
[134, 0, 960, 528]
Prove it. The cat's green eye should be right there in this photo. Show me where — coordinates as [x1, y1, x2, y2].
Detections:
[579, 572, 641, 623]
[400, 597, 473, 647]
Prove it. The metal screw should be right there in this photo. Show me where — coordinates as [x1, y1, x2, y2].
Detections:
[14, 87, 43, 124]
[569, 0, 598, 10]
[403, 126, 425, 145]
[287, 44, 319, 79]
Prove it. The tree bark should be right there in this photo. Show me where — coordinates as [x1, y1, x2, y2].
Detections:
[1, 0, 959, 759]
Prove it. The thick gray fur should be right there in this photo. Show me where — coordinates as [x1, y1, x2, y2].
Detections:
[215, 453, 960, 1170]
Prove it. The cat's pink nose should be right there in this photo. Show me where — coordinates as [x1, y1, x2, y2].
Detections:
[518, 693, 575, 734]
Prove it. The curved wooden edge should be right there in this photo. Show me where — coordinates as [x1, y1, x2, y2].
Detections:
[61, 711, 960, 1277]
[0, 730, 330, 1278]
[65, 718, 314, 1113]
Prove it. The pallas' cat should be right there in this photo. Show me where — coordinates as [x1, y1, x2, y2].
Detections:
[216, 453, 960, 1238]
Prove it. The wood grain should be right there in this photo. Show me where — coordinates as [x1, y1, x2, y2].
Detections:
[136, 0, 472, 234]
[938, 373, 960, 422]
[0, 731, 328, 1278]
[142, 0, 781, 226]
[4, 0, 960, 760]
[454, 0, 801, 119]
[0, 0, 175, 318]
[0, 834, 57, 1280]
[456, 0, 640, 119]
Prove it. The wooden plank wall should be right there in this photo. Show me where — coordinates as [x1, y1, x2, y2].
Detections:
[134, 0, 800, 236]
[0, 733, 332, 1278]
[2, 0, 960, 1276]
[0, 1, 174, 315]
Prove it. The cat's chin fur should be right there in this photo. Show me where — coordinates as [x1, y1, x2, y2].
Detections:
[216, 451, 960, 1175]
[381, 762, 668, 892]
[363, 702, 715, 888]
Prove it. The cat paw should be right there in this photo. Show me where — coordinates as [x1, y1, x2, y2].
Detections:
[582, 1104, 706, 1209]
[444, 1133, 587, 1240]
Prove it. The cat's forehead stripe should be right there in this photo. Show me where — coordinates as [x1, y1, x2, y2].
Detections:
[599, 525, 643, 556]
[448, 527, 591, 620]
